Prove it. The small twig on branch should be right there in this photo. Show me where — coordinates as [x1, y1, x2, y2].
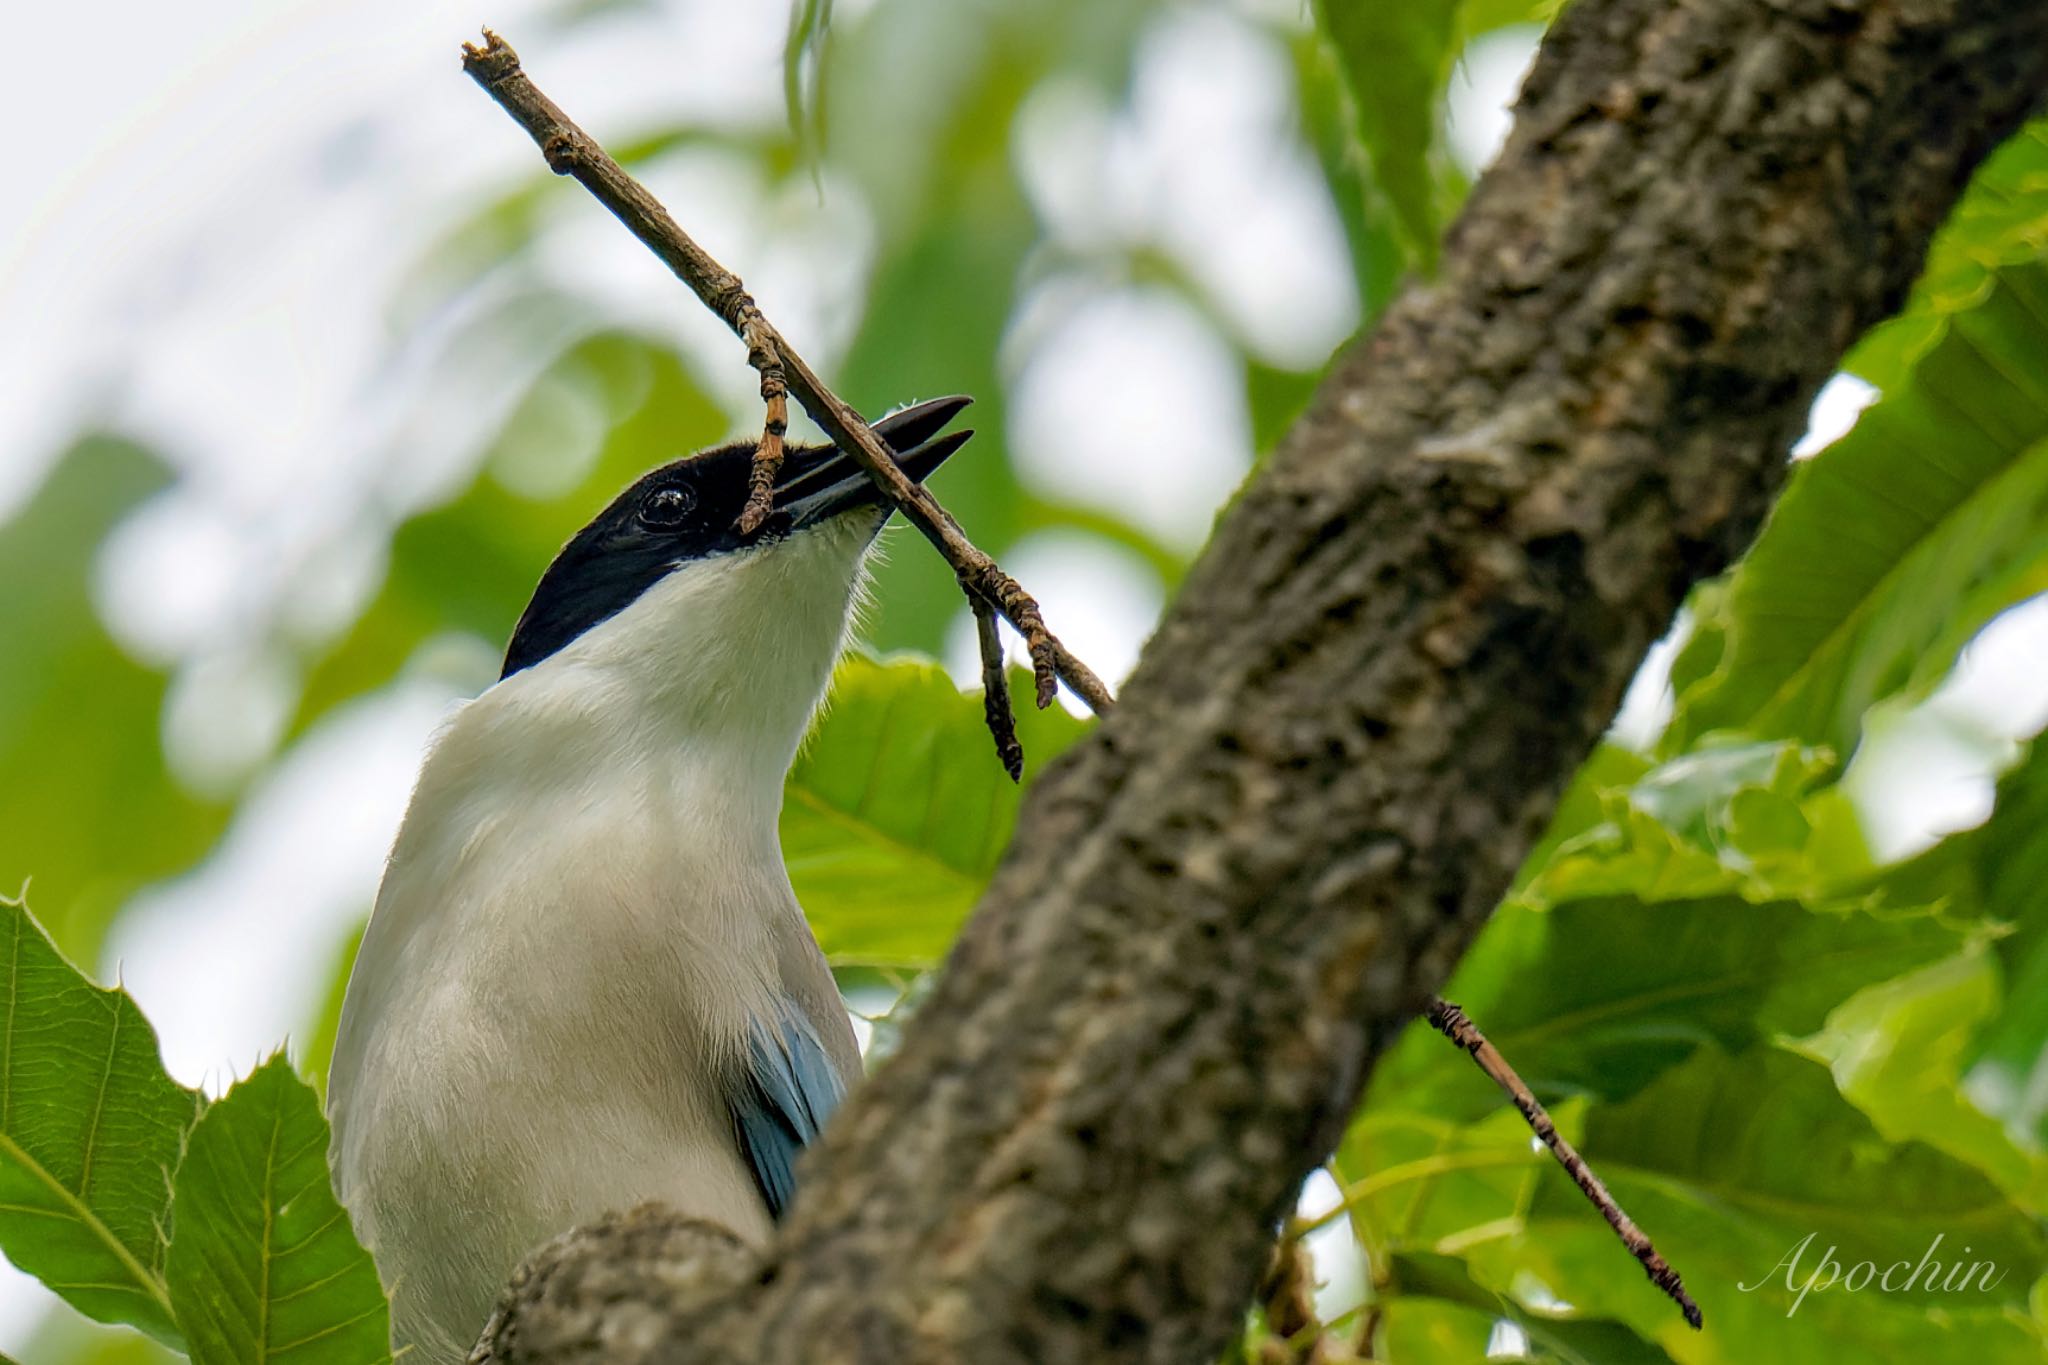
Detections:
[973, 599, 1025, 782]
[738, 331, 789, 536]
[1426, 998, 1703, 1330]
[459, 29, 1114, 722]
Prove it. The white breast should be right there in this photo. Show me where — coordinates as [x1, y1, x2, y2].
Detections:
[327, 526, 873, 1364]
[328, 752, 788, 1362]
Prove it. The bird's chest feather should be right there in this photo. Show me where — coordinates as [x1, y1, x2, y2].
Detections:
[344, 753, 789, 1109]
[327, 754, 797, 1357]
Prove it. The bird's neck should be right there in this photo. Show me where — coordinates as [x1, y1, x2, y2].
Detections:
[466, 527, 873, 815]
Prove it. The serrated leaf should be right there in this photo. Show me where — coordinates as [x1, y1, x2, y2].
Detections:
[1849, 120, 2048, 388]
[784, 654, 1089, 967]
[166, 1055, 390, 1365]
[1519, 739, 1873, 909]
[0, 894, 200, 1347]
[1790, 950, 2047, 1208]
[1507, 741, 1653, 895]
[1667, 259, 2048, 759]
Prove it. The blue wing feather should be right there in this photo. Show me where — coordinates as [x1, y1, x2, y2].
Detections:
[729, 1001, 848, 1218]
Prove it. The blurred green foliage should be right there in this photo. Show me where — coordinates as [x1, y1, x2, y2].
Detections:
[4, 0, 2048, 1362]
[0, 442, 230, 961]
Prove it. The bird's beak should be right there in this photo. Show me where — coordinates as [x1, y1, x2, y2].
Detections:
[775, 396, 975, 529]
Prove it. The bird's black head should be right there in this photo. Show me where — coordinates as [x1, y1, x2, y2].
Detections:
[501, 396, 973, 679]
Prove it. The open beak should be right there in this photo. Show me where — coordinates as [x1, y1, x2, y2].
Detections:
[776, 395, 975, 529]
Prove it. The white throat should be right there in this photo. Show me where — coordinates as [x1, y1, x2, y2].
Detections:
[472, 513, 878, 804]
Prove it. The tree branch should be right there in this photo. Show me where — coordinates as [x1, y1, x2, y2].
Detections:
[459, 32, 1114, 717]
[471, 0, 2048, 1360]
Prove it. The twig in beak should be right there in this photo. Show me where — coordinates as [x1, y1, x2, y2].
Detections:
[460, 29, 1114, 741]
[972, 598, 1025, 781]
[737, 323, 790, 535]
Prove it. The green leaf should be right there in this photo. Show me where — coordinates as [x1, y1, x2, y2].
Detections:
[1881, 739, 2048, 1147]
[783, 0, 834, 168]
[1667, 258, 2048, 758]
[1312, 0, 1461, 267]
[784, 654, 1088, 967]
[1506, 742, 1652, 890]
[1359, 1049, 2047, 1361]
[1790, 950, 2047, 1209]
[1385, 1251, 1679, 1364]
[1518, 739, 1873, 909]
[0, 894, 201, 1346]
[1337, 1105, 1676, 1361]
[1366, 894, 1973, 1124]
[1461, 0, 1566, 29]
[1466, 1049, 2048, 1360]
[1338, 1102, 1567, 1264]
[166, 1055, 391, 1365]
[1373, 1294, 1500, 1363]
[1961, 744, 2048, 1146]
[1288, 27, 1410, 325]
[1848, 120, 2048, 389]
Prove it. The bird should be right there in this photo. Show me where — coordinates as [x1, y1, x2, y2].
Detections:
[326, 396, 975, 1364]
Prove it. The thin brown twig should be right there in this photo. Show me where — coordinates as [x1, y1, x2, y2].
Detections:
[737, 328, 789, 535]
[1426, 998, 1703, 1330]
[460, 30, 1113, 718]
[972, 598, 1025, 782]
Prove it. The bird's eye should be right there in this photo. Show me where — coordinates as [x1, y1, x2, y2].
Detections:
[639, 485, 696, 528]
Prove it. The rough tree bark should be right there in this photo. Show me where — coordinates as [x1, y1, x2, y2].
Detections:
[475, 0, 2048, 1360]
